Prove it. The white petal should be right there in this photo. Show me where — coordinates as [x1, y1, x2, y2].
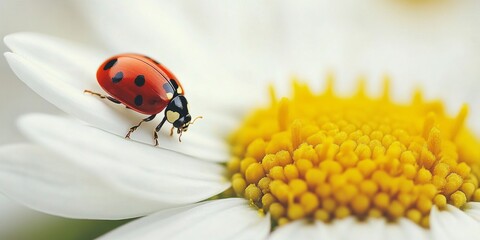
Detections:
[19, 113, 229, 197]
[0, 114, 230, 219]
[4, 32, 106, 89]
[100, 198, 270, 240]
[333, 218, 426, 240]
[269, 220, 331, 240]
[343, 218, 386, 240]
[4, 33, 231, 162]
[0, 144, 163, 219]
[430, 205, 480, 240]
[329, 217, 356, 239]
[464, 202, 480, 221]
[381, 223, 413, 240]
[395, 218, 429, 240]
[0, 143, 228, 220]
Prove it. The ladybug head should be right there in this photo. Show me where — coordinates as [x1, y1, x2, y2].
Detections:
[165, 95, 202, 141]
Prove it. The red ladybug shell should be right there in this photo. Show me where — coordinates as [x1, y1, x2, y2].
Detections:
[96, 54, 184, 115]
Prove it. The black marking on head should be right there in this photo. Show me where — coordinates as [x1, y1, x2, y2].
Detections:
[134, 95, 143, 106]
[134, 75, 145, 87]
[104, 58, 118, 70]
[112, 71, 123, 83]
[172, 95, 188, 110]
[169, 79, 179, 91]
[168, 96, 188, 116]
[166, 95, 190, 128]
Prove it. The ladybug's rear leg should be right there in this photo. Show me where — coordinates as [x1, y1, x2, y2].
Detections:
[126, 114, 157, 139]
[84, 90, 121, 104]
[153, 116, 168, 146]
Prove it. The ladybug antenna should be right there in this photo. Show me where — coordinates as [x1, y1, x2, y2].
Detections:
[190, 116, 203, 125]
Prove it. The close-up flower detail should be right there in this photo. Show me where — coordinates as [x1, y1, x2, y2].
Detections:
[228, 78, 480, 228]
[3, 32, 480, 239]
[2, 1, 480, 239]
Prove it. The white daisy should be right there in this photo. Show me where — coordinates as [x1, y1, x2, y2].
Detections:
[2, 0, 480, 239]
[3, 31, 480, 240]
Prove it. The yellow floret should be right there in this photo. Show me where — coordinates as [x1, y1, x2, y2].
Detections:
[444, 173, 463, 195]
[305, 168, 327, 188]
[406, 209, 422, 224]
[351, 194, 370, 214]
[450, 191, 467, 208]
[284, 164, 299, 181]
[244, 184, 262, 202]
[289, 179, 308, 197]
[232, 177, 247, 196]
[314, 209, 330, 221]
[287, 203, 305, 220]
[300, 192, 319, 214]
[269, 202, 285, 220]
[433, 194, 447, 209]
[261, 193, 275, 210]
[334, 206, 351, 219]
[245, 163, 265, 184]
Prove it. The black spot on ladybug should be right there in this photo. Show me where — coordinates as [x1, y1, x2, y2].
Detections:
[103, 58, 118, 70]
[135, 75, 145, 87]
[112, 71, 123, 83]
[134, 95, 143, 106]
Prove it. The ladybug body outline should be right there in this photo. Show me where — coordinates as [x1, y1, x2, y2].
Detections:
[88, 53, 195, 145]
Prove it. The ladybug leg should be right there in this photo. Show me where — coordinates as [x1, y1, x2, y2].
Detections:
[84, 90, 121, 104]
[153, 116, 168, 146]
[125, 114, 157, 139]
[153, 131, 159, 146]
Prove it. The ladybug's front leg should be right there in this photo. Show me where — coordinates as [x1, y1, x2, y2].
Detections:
[125, 114, 157, 139]
[153, 116, 168, 146]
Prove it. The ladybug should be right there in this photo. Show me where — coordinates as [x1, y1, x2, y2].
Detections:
[85, 53, 201, 145]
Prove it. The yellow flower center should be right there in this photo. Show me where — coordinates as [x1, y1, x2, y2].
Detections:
[227, 77, 480, 228]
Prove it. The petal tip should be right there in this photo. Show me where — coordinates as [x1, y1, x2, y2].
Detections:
[3, 52, 22, 69]
[3, 51, 12, 59]
[3, 32, 30, 49]
[3, 51, 14, 60]
[16, 113, 46, 137]
[4, 32, 60, 54]
[3, 33, 14, 47]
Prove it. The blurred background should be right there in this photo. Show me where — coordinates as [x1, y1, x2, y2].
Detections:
[1, 0, 480, 239]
